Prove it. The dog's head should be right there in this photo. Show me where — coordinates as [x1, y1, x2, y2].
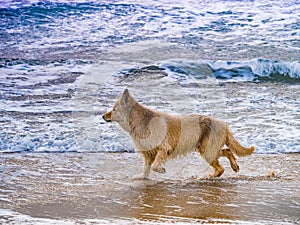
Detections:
[102, 89, 135, 124]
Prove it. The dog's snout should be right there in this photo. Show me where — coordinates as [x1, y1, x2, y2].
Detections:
[102, 114, 112, 122]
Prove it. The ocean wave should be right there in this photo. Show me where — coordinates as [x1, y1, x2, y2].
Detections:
[208, 59, 300, 82]
[160, 59, 300, 83]
[1, 58, 299, 154]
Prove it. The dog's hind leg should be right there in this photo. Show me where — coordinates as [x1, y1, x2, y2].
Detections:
[209, 158, 224, 178]
[151, 149, 167, 174]
[219, 148, 239, 172]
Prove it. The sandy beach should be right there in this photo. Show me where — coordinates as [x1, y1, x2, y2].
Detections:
[0, 152, 299, 224]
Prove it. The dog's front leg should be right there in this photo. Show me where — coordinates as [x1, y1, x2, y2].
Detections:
[132, 151, 154, 180]
[142, 159, 151, 178]
[151, 150, 167, 174]
[132, 163, 150, 180]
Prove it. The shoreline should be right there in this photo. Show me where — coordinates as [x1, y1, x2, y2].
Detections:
[1, 152, 299, 224]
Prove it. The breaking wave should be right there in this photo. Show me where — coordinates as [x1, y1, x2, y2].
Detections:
[159, 59, 300, 83]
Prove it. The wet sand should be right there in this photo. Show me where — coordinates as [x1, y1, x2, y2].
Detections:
[0, 152, 299, 224]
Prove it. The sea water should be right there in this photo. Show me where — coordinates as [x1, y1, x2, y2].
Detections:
[0, 0, 299, 154]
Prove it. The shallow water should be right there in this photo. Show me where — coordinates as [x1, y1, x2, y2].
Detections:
[1, 0, 299, 154]
[0, 153, 299, 224]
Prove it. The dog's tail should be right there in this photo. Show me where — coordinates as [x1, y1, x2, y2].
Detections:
[225, 127, 255, 157]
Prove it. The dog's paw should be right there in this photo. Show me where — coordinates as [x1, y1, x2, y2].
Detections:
[231, 162, 240, 172]
[209, 168, 224, 178]
[152, 166, 166, 174]
[132, 174, 149, 180]
[209, 173, 221, 178]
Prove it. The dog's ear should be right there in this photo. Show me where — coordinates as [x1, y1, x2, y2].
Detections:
[122, 89, 129, 105]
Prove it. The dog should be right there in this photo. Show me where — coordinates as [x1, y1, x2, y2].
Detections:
[103, 89, 255, 179]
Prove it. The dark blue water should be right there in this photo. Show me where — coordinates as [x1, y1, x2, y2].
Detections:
[0, 0, 299, 153]
[1, 0, 299, 61]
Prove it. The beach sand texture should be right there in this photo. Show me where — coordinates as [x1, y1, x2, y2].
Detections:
[1, 153, 299, 224]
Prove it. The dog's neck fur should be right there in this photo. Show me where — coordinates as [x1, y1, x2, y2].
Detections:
[129, 102, 155, 137]
[118, 93, 169, 151]
[126, 101, 169, 152]
[117, 95, 155, 134]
